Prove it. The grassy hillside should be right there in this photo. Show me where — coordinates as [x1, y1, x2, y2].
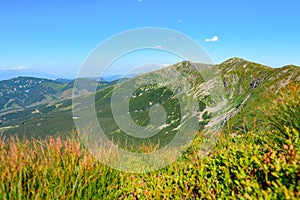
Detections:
[0, 77, 68, 112]
[218, 58, 300, 133]
[0, 77, 118, 114]
[0, 83, 299, 199]
[0, 59, 299, 198]
[1, 58, 299, 142]
[1, 61, 220, 143]
[0, 79, 119, 138]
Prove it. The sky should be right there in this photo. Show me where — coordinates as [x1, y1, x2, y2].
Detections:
[0, 0, 299, 78]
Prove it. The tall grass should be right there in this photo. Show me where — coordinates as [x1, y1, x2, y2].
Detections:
[1, 129, 299, 199]
[0, 135, 123, 199]
[265, 83, 300, 134]
[264, 82, 300, 147]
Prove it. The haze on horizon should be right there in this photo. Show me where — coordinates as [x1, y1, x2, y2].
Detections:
[0, 0, 299, 79]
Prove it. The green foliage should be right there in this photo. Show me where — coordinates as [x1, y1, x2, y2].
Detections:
[1, 98, 300, 200]
[0, 135, 123, 200]
[265, 83, 300, 135]
[0, 127, 299, 199]
[198, 100, 206, 112]
[0, 60, 300, 199]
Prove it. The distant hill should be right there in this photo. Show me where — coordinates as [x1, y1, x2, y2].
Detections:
[0, 58, 299, 142]
[55, 78, 74, 84]
[0, 77, 68, 112]
[0, 76, 118, 114]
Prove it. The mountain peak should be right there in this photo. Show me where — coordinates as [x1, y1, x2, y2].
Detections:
[221, 57, 249, 65]
[282, 64, 300, 70]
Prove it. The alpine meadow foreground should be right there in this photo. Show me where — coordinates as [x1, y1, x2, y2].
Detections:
[0, 83, 299, 199]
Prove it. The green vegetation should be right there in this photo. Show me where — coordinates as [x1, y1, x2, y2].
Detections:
[1, 59, 299, 140]
[265, 83, 300, 135]
[0, 77, 117, 113]
[0, 59, 299, 198]
[0, 83, 299, 199]
[0, 125, 18, 131]
[219, 58, 300, 134]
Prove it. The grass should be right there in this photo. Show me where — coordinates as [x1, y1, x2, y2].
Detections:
[264, 82, 300, 135]
[0, 126, 18, 131]
[0, 83, 299, 199]
[0, 127, 299, 199]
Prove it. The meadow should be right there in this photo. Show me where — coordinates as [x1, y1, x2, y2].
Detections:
[0, 83, 299, 199]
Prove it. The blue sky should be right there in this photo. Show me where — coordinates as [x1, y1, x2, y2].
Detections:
[0, 0, 299, 78]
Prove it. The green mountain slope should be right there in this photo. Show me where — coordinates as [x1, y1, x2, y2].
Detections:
[1, 58, 299, 143]
[0, 77, 68, 112]
[218, 58, 300, 133]
[0, 77, 119, 114]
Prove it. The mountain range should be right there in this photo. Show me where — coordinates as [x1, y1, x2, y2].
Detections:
[0, 58, 299, 143]
[0, 66, 60, 81]
[0, 77, 120, 114]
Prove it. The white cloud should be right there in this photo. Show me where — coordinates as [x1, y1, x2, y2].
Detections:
[177, 19, 183, 23]
[155, 45, 164, 49]
[11, 66, 29, 70]
[205, 35, 219, 42]
[0, 66, 29, 71]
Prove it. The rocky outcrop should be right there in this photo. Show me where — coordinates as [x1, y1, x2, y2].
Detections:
[250, 75, 261, 88]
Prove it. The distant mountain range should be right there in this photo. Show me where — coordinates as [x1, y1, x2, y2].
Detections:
[0, 66, 59, 81]
[0, 63, 167, 82]
[0, 76, 119, 114]
[0, 58, 299, 142]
